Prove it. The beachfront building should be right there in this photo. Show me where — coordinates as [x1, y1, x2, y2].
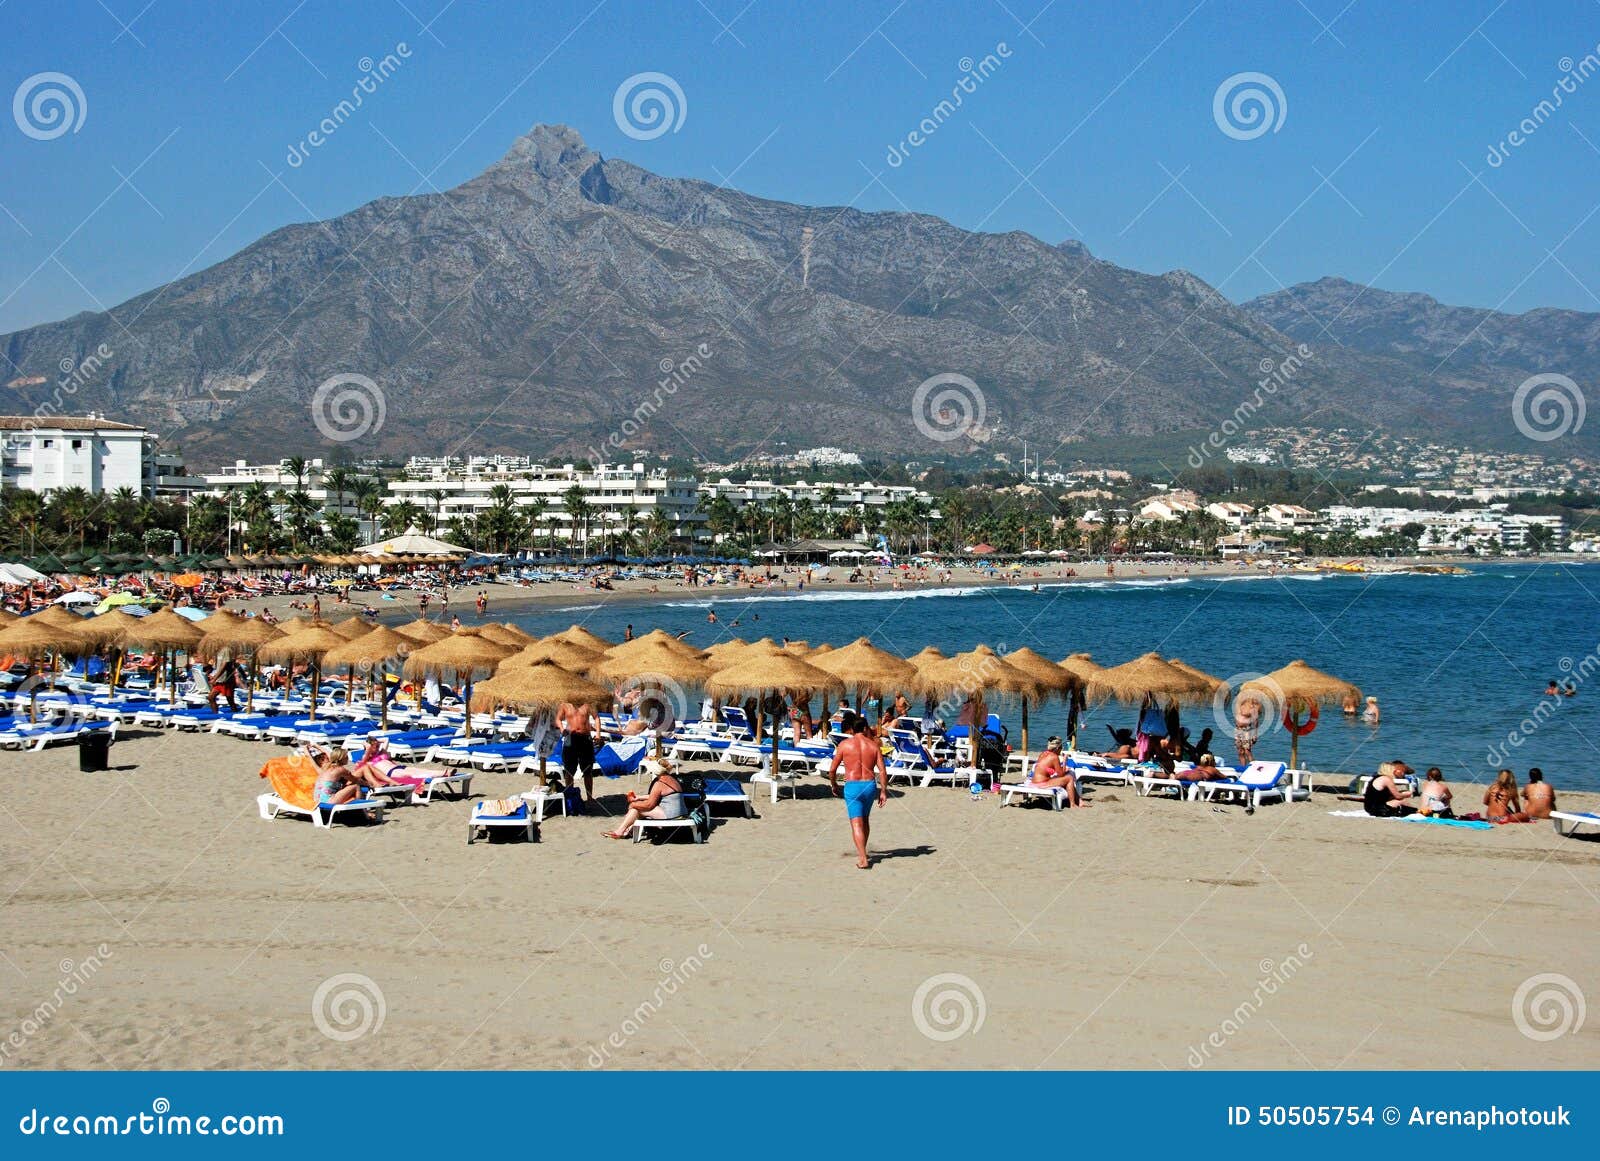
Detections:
[1256, 503, 1322, 532]
[200, 458, 364, 519]
[700, 477, 936, 518]
[385, 461, 703, 550]
[1204, 501, 1255, 527]
[1321, 505, 1567, 553]
[1135, 490, 1203, 522]
[0, 413, 202, 498]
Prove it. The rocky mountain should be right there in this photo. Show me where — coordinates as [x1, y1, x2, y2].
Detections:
[0, 125, 1577, 463]
[1246, 277, 1598, 451]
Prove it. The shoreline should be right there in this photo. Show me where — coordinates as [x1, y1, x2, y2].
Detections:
[223, 554, 1519, 624]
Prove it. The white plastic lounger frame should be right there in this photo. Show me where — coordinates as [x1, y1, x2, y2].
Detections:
[1551, 811, 1600, 839]
[630, 813, 705, 843]
[466, 800, 536, 844]
[256, 792, 385, 829]
[999, 782, 1068, 810]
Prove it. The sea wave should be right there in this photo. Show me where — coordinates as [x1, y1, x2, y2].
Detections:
[658, 585, 993, 607]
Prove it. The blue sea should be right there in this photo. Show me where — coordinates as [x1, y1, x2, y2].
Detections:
[503, 563, 1600, 791]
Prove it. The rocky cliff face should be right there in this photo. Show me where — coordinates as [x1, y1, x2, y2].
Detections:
[0, 125, 1564, 462]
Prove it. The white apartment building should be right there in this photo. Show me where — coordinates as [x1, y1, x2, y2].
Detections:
[0, 414, 193, 497]
[386, 461, 702, 546]
[201, 457, 363, 517]
[1204, 501, 1255, 526]
[1322, 505, 1566, 552]
[700, 478, 935, 515]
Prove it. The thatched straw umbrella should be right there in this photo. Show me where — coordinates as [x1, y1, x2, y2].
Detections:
[591, 639, 714, 757]
[554, 625, 613, 652]
[256, 625, 346, 719]
[323, 625, 413, 728]
[702, 638, 751, 665]
[122, 609, 206, 704]
[602, 628, 703, 662]
[1169, 658, 1227, 695]
[469, 660, 612, 786]
[402, 630, 516, 736]
[1055, 653, 1103, 748]
[914, 645, 1043, 774]
[999, 647, 1080, 764]
[196, 616, 281, 712]
[705, 643, 843, 786]
[327, 617, 372, 641]
[1242, 659, 1361, 771]
[394, 617, 450, 645]
[0, 617, 87, 720]
[1086, 653, 1214, 707]
[809, 637, 915, 727]
[496, 622, 536, 644]
[476, 623, 529, 648]
[501, 638, 604, 672]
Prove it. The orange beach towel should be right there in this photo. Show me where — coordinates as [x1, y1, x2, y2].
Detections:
[259, 754, 319, 811]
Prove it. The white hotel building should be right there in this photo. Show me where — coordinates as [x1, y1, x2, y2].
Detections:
[0, 414, 201, 497]
[386, 459, 704, 546]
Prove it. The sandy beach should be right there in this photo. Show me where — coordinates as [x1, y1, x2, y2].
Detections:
[1, 726, 1594, 1071]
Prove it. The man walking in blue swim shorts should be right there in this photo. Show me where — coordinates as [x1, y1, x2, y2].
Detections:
[829, 713, 887, 869]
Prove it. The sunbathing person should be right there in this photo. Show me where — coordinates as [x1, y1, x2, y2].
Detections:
[1483, 769, 1531, 823]
[1027, 736, 1087, 807]
[601, 764, 686, 839]
[1522, 768, 1556, 819]
[312, 747, 362, 808]
[1179, 752, 1227, 783]
[1418, 767, 1454, 818]
[1363, 761, 1414, 817]
[1100, 727, 1136, 761]
[348, 741, 430, 791]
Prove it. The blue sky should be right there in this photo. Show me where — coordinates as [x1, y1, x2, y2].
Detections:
[1, 0, 1597, 334]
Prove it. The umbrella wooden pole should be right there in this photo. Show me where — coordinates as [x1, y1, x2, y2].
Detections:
[1290, 734, 1299, 771]
[347, 664, 354, 705]
[463, 674, 473, 738]
[380, 667, 389, 731]
[1020, 696, 1030, 771]
[309, 662, 320, 720]
[771, 702, 781, 786]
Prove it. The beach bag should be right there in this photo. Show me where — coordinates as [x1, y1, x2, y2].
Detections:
[975, 732, 1006, 777]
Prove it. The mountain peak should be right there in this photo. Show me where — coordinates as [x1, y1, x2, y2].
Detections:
[493, 123, 604, 183]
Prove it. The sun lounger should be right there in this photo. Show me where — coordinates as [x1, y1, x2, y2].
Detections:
[466, 798, 537, 844]
[406, 768, 475, 803]
[723, 738, 829, 770]
[884, 732, 974, 788]
[1065, 752, 1133, 785]
[0, 719, 116, 751]
[1551, 811, 1600, 839]
[256, 791, 385, 829]
[703, 776, 754, 818]
[999, 781, 1068, 810]
[1192, 761, 1305, 807]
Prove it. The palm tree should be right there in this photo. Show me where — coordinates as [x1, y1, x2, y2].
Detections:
[6, 489, 45, 554]
[351, 477, 384, 544]
[562, 484, 592, 554]
[50, 487, 97, 550]
[323, 466, 352, 522]
[425, 488, 447, 533]
[285, 455, 308, 493]
[383, 501, 423, 537]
